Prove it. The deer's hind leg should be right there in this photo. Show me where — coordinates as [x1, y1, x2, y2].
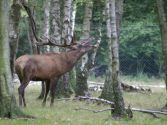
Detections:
[18, 78, 30, 107]
[42, 80, 50, 106]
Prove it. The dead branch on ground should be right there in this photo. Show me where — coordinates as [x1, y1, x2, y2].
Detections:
[75, 96, 115, 105]
[75, 106, 167, 118]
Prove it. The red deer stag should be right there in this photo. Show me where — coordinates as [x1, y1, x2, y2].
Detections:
[15, 38, 97, 107]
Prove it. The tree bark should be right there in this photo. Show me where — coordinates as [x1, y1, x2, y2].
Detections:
[38, 0, 51, 99]
[62, 0, 72, 44]
[75, 0, 93, 96]
[9, 0, 21, 76]
[55, 0, 74, 98]
[109, 0, 126, 117]
[156, 0, 167, 90]
[100, 0, 113, 101]
[0, 0, 25, 118]
[43, 0, 51, 52]
[26, 0, 39, 54]
[50, 0, 61, 52]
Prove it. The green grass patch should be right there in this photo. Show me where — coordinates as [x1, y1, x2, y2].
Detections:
[0, 84, 166, 125]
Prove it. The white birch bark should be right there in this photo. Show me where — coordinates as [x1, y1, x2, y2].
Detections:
[100, 0, 113, 101]
[109, 0, 125, 117]
[43, 0, 50, 52]
[50, 0, 61, 52]
[70, 0, 76, 36]
[62, 0, 72, 45]
[80, 0, 93, 71]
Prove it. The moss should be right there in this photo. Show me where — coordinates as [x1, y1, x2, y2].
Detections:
[99, 70, 114, 101]
[75, 64, 89, 96]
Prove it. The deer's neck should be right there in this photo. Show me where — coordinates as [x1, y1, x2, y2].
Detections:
[65, 49, 84, 65]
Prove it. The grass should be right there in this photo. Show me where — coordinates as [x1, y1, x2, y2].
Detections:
[121, 73, 165, 86]
[0, 81, 167, 125]
[89, 73, 165, 86]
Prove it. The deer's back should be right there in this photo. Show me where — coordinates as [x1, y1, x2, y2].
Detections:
[15, 54, 66, 80]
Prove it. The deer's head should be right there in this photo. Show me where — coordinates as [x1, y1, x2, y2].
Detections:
[70, 38, 98, 53]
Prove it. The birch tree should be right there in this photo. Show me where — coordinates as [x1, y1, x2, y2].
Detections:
[156, 0, 167, 90]
[75, 0, 93, 96]
[50, 0, 61, 52]
[38, 0, 51, 99]
[109, 0, 125, 117]
[55, 0, 75, 98]
[43, 0, 51, 52]
[0, 0, 25, 118]
[100, 0, 113, 101]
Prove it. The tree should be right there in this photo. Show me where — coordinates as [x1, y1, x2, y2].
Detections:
[99, 0, 113, 101]
[100, 0, 126, 117]
[0, 0, 25, 118]
[55, 0, 75, 98]
[50, 0, 61, 48]
[110, 0, 125, 117]
[156, 0, 167, 90]
[75, 0, 93, 96]
[9, 0, 21, 76]
[38, 0, 51, 99]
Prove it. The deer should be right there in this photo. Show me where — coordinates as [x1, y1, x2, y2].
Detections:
[15, 38, 98, 107]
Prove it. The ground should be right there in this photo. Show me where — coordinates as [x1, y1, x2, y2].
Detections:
[0, 76, 167, 125]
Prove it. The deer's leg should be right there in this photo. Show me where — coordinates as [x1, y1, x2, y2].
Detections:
[50, 77, 59, 107]
[18, 85, 23, 107]
[42, 80, 50, 106]
[18, 79, 29, 107]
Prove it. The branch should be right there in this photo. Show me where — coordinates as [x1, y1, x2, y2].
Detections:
[75, 96, 115, 105]
[20, 0, 38, 42]
[75, 106, 167, 118]
[131, 108, 167, 115]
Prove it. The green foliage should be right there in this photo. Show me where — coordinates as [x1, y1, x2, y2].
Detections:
[120, 19, 162, 58]
[120, 14, 162, 75]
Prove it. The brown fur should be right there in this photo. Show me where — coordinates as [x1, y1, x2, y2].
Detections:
[15, 40, 94, 107]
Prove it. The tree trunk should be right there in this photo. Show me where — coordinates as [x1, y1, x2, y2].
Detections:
[109, 0, 126, 117]
[56, 0, 75, 98]
[62, 0, 72, 44]
[38, 0, 51, 99]
[42, 0, 51, 52]
[75, 0, 93, 96]
[0, 0, 25, 118]
[156, 0, 167, 90]
[50, 0, 61, 52]
[70, 0, 76, 36]
[99, 0, 113, 101]
[9, 0, 21, 76]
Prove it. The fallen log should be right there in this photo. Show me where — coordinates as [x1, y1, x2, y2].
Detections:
[121, 83, 152, 93]
[74, 96, 167, 118]
[75, 106, 167, 118]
